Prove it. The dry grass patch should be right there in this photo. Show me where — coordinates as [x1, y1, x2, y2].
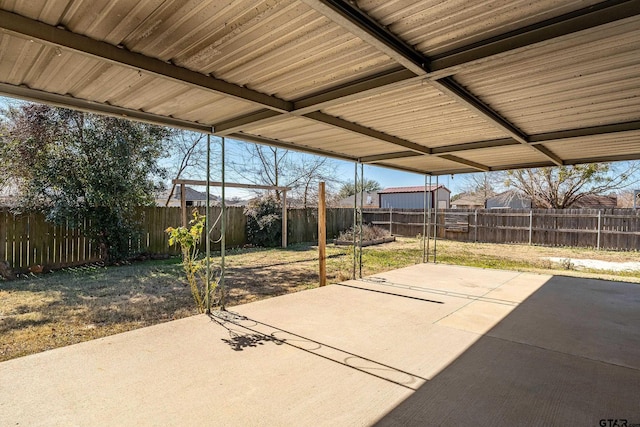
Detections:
[2, 238, 638, 362]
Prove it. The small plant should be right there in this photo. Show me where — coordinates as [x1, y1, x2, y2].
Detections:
[166, 210, 218, 313]
[560, 258, 575, 270]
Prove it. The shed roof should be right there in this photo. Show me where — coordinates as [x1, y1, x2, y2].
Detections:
[379, 185, 448, 194]
[0, 1, 638, 175]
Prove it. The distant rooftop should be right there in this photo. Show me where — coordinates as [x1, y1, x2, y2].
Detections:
[378, 185, 448, 194]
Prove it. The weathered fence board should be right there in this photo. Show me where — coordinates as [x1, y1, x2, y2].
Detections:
[362, 208, 640, 251]
[3, 206, 637, 273]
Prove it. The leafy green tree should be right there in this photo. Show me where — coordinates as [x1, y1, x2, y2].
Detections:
[338, 178, 381, 199]
[1, 103, 171, 263]
[504, 163, 639, 209]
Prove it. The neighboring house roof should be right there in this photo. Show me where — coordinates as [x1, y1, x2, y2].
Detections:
[378, 185, 449, 194]
[486, 190, 532, 209]
[451, 193, 485, 208]
[571, 194, 617, 209]
[156, 185, 218, 206]
[337, 191, 379, 208]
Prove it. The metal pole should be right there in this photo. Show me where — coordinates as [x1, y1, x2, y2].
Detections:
[220, 136, 226, 309]
[318, 182, 327, 287]
[426, 175, 431, 262]
[434, 175, 438, 263]
[597, 210, 601, 250]
[205, 133, 211, 314]
[529, 210, 533, 245]
[422, 174, 427, 263]
[359, 162, 364, 278]
[352, 162, 357, 279]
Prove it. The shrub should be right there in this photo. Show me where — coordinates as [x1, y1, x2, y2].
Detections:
[166, 210, 218, 313]
[338, 224, 390, 242]
[245, 195, 282, 247]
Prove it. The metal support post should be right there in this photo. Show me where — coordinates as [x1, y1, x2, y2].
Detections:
[434, 175, 438, 263]
[359, 162, 364, 278]
[220, 136, 226, 309]
[352, 162, 357, 279]
[205, 133, 211, 314]
[426, 175, 431, 262]
[319, 182, 326, 286]
[422, 174, 427, 263]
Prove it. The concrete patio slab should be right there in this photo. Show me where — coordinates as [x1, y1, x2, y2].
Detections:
[1, 263, 639, 426]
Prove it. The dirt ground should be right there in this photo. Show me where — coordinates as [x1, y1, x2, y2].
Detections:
[1, 238, 638, 361]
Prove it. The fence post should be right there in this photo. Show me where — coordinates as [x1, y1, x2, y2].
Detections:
[597, 210, 601, 250]
[389, 207, 393, 235]
[529, 210, 533, 245]
[474, 209, 478, 243]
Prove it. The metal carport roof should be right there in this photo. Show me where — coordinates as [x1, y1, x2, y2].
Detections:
[0, 0, 639, 175]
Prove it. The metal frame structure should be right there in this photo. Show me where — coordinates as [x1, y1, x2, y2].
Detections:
[0, 1, 639, 295]
[0, 1, 638, 176]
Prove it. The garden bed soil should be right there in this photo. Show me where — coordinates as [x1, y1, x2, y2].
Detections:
[333, 236, 396, 247]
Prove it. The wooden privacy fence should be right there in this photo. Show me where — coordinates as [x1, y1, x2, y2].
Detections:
[0, 206, 248, 272]
[0, 206, 355, 272]
[363, 208, 640, 251]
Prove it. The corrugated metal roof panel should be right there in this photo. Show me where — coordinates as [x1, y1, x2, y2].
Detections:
[245, 116, 398, 158]
[0, 32, 260, 125]
[323, 80, 508, 146]
[541, 132, 640, 160]
[455, 17, 640, 134]
[0, 1, 638, 175]
[358, 0, 602, 56]
[453, 145, 551, 168]
[375, 155, 478, 174]
[21, 0, 397, 101]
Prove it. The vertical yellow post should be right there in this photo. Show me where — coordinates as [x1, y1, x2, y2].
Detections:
[318, 182, 326, 287]
[180, 184, 187, 227]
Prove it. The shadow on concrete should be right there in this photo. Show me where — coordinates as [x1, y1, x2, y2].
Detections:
[375, 275, 640, 426]
[209, 310, 428, 390]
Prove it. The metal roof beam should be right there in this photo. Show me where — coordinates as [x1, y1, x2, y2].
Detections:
[430, 0, 640, 76]
[360, 151, 423, 163]
[0, 83, 212, 133]
[214, 1, 640, 145]
[0, 10, 293, 113]
[213, 110, 283, 135]
[227, 132, 357, 163]
[301, 0, 428, 75]
[433, 77, 564, 166]
[303, 111, 432, 155]
[437, 155, 490, 172]
[302, 0, 566, 166]
[530, 120, 640, 143]
[293, 68, 419, 114]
